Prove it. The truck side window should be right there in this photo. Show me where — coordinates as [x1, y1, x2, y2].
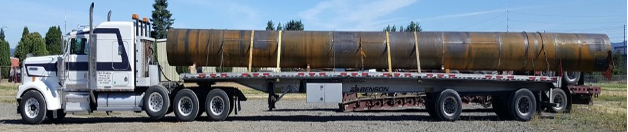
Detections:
[70, 38, 88, 55]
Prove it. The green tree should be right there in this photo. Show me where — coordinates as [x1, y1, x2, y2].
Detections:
[276, 22, 283, 31]
[404, 21, 422, 32]
[383, 25, 391, 31]
[391, 25, 396, 32]
[150, 0, 175, 39]
[45, 26, 63, 55]
[21, 27, 29, 38]
[266, 20, 275, 31]
[14, 32, 48, 64]
[0, 29, 9, 78]
[284, 20, 304, 31]
[399, 26, 404, 32]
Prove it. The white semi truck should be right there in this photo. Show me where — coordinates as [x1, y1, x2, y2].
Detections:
[15, 3, 606, 124]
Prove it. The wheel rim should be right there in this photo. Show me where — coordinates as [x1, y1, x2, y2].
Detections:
[565, 71, 579, 82]
[25, 98, 40, 118]
[210, 96, 224, 115]
[442, 96, 457, 117]
[516, 96, 532, 116]
[178, 97, 193, 116]
[148, 92, 163, 112]
[553, 93, 565, 109]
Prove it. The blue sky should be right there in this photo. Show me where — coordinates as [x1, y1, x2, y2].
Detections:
[0, 0, 626, 49]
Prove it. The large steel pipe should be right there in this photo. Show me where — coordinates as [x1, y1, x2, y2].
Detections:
[166, 29, 611, 72]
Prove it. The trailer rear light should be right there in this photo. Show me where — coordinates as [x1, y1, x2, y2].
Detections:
[540, 77, 547, 80]
[263, 73, 270, 76]
[496, 75, 503, 79]
[252, 73, 259, 76]
[393, 73, 401, 77]
[319, 72, 326, 76]
[198, 73, 206, 78]
[242, 73, 250, 77]
[340, 72, 347, 76]
[404, 73, 411, 77]
[221, 73, 227, 77]
[210, 74, 217, 78]
[484, 75, 492, 79]
[528, 76, 536, 80]
[363, 73, 370, 76]
[298, 73, 305, 76]
[448, 74, 455, 78]
[437, 74, 444, 78]
[383, 73, 391, 76]
[507, 75, 514, 79]
[426, 74, 433, 77]
[351, 73, 358, 76]
[309, 73, 316, 76]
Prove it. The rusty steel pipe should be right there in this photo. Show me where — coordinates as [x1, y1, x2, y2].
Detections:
[166, 29, 611, 72]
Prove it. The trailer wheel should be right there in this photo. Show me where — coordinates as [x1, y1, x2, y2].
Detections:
[144, 85, 170, 120]
[206, 89, 231, 121]
[19, 90, 47, 124]
[549, 89, 567, 113]
[563, 71, 580, 85]
[173, 89, 199, 121]
[509, 89, 536, 121]
[46, 110, 66, 123]
[491, 95, 513, 120]
[424, 93, 438, 119]
[434, 89, 462, 121]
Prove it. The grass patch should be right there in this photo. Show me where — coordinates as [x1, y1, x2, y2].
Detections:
[0, 84, 18, 104]
[570, 105, 627, 132]
[595, 94, 627, 102]
[589, 82, 627, 91]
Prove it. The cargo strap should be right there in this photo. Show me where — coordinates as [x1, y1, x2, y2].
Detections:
[385, 31, 392, 76]
[535, 32, 550, 72]
[276, 30, 282, 73]
[248, 30, 255, 73]
[414, 31, 421, 73]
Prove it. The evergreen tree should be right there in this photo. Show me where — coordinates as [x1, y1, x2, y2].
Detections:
[150, 0, 175, 39]
[266, 20, 275, 31]
[45, 26, 63, 54]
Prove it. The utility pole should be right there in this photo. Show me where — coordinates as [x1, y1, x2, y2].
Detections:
[506, 10, 509, 32]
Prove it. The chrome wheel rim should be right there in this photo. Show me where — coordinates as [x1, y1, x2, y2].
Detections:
[516, 96, 532, 116]
[442, 97, 457, 117]
[178, 97, 193, 116]
[148, 92, 163, 112]
[25, 98, 40, 118]
[210, 96, 224, 115]
[553, 93, 565, 109]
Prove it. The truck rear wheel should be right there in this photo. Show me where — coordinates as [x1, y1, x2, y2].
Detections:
[144, 85, 170, 120]
[173, 89, 199, 121]
[19, 90, 47, 124]
[491, 95, 513, 120]
[434, 89, 462, 121]
[424, 93, 438, 119]
[206, 89, 231, 121]
[509, 88, 536, 121]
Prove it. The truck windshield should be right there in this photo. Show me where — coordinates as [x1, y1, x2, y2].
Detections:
[70, 38, 88, 55]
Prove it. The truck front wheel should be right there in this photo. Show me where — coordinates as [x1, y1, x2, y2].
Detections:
[206, 88, 231, 121]
[144, 85, 170, 120]
[19, 90, 47, 124]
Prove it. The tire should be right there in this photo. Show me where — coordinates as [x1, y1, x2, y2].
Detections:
[549, 89, 568, 113]
[173, 89, 199, 121]
[434, 89, 462, 121]
[563, 71, 581, 85]
[19, 90, 47, 124]
[206, 89, 231, 121]
[424, 94, 438, 120]
[491, 95, 513, 120]
[144, 85, 170, 120]
[509, 89, 537, 121]
[46, 110, 66, 123]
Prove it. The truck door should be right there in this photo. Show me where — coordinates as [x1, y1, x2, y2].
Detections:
[111, 41, 129, 86]
[66, 38, 88, 89]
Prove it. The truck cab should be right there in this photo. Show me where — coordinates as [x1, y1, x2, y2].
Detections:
[16, 6, 163, 124]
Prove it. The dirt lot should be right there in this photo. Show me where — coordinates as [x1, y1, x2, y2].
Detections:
[0, 80, 625, 131]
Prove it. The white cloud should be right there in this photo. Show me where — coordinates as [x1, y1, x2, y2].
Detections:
[298, 0, 418, 31]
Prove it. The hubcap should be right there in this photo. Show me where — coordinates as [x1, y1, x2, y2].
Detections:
[210, 96, 224, 115]
[178, 97, 193, 116]
[442, 97, 457, 116]
[25, 98, 39, 118]
[516, 96, 532, 116]
[553, 93, 565, 109]
[148, 92, 163, 112]
[565, 71, 580, 81]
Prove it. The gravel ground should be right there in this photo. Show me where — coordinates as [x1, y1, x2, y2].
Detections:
[0, 98, 580, 132]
